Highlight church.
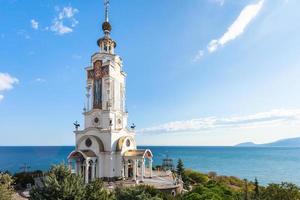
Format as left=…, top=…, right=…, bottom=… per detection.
left=67, top=0, right=153, bottom=183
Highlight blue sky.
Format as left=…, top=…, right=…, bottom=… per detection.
left=1, top=0, right=300, bottom=146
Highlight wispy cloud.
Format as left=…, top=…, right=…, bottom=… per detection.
left=193, top=0, right=264, bottom=61
left=139, top=109, right=300, bottom=134
left=211, top=0, right=225, bottom=6
left=208, top=0, right=264, bottom=53
left=50, top=6, right=79, bottom=35
left=192, top=50, right=204, bottom=62
left=35, top=78, right=46, bottom=83
left=0, top=73, right=19, bottom=91
left=30, top=19, right=39, bottom=30
left=17, top=29, right=30, bottom=39
left=0, top=72, right=19, bottom=101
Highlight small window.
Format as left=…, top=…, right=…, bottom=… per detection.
left=126, top=139, right=130, bottom=147
left=85, top=138, right=92, bottom=147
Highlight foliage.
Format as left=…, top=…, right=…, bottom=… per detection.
left=85, top=179, right=113, bottom=200
left=183, top=181, right=239, bottom=200
left=30, top=164, right=86, bottom=200
left=184, top=169, right=209, bottom=185
left=260, top=182, right=300, bottom=200
left=252, top=178, right=260, bottom=200
left=26, top=163, right=300, bottom=200
left=114, top=185, right=163, bottom=200
left=14, top=170, right=43, bottom=189
left=0, top=172, right=14, bottom=200
left=176, top=159, right=189, bottom=189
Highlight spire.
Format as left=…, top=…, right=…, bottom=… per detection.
left=97, top=0, right=116, bottom=52
left=104, top=0, right=109, bottom=22
left=102, top=0, right=112, bottom=34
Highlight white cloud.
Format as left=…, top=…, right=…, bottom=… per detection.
left=138, top=109, right=300, bottom=134
left=17, top=29, right=30, bottom=39
left=192, top=50, right=204, bottom=62
left=0, top=73, right=19, bottom=91
left=30, top=19, right=39, bottom=30
left=211, top=0, right=225, bottom=6
left=208, top=0, right=264, bottom=53
left=35, top=78, right=46, bottom=82
left=50, top=6, right=79, bottom=35
left=0, top=73, right=18, bottom=102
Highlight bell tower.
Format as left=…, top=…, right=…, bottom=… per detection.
left=84, top=0, right=128, bottom=133
left=68, top=0, right=153, bottom=181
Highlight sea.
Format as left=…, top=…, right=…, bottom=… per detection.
left=1, top=146, right=300, bottom=186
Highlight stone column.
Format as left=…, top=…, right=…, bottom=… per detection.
left=133, top=160, right=137, bottom=181
left=136, top=160, right=139, bottom=177
left=125, top=160, right=129, bottom=178
left=68, top=160, right=72, bottom=171
left=91, top=162, right=95, bottom=181
left=85, top=160, right=89, bottom=184
left=149, top=159, right=153, bottom=178
left=141, top=159, right=145, bottom=182
left=74, top=161, right=77, bottom=175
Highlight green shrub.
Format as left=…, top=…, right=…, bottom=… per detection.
left=260, top=182, right=300, bottom=200
left=184, top=169, right=209, bottom=185
left=85, top=179, right=113, bottom=200
left=30, top=164, right=86, bottom=200
left=0, top=172, right=14, bottom=200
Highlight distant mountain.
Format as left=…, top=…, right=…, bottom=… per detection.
left=235, top=137, right=300, bottom=147
left=235, top=142, right=257, bottom=147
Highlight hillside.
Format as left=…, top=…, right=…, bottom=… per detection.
left=235, top=137, right=300, bottom=147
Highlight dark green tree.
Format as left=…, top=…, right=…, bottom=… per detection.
left=85, top=179, right=113, bottom=200
left=30, top=164, right=86, bottom=200
left=176, top=159, right=184, bottom=177
left=253, top=178, right=260, bottom=200
left=176, top=159, right=189, bottom=189
left=243, top=179, right=249, bottom=200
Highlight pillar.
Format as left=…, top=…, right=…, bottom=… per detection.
left=74, top=161, right=77, bottom=175
left=85, top=160, right=89, bottom=184
left=136, top=160, right=139, bottom=176
left=141, top=159, right=145, bottom=182
left=77, top=161, right=81, bottom=176
left=91, top=162, right=95, bottom=181
left=133, top=160, right=137, bottom=181
left=125, top=160, right=128, bottom=178
left=149, top=159, right=153, bottom=178
left=68, top=160, right=72, bottom=171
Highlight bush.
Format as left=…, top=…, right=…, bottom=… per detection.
left=14, top=170, right=43, bottom=189
left=85, top=179, right=113, bottom=200
left=184, top=169, right=209, bottom=185
left=30, top=164, right=86, bottom=200
left=0, top=172, right=14, bottom=200
left=260, top=182, right=300, bottom=200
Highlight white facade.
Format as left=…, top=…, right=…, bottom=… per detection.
left=67, top=3, right=153, bottom=183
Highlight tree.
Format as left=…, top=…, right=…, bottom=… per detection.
left=253, top=178, right=260, bottom=200
left=176, top=159, right=189, bottom=189
left=85, top=179, right=113, bottom=200
left=243, top=179, right=249, bottom=200
left=30, top=164, right=86, bottom=200
left=176, top=159, right=184, bottom=177
left=0, top=172, right=14, bottom=200
left=260, top=182, right=300, bottom=200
